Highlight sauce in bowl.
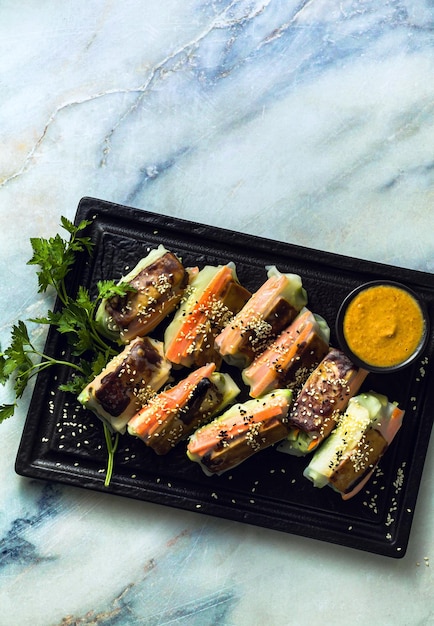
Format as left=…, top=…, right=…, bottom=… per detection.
left=336, top=281, right=429, bottom=372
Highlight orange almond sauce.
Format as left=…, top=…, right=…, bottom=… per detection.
left=343, top=284, right=425, bottom=368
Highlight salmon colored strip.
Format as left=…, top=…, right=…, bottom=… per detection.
left=247, top=316, right=312, bottom=397
left=129, top=363, right=216, bottom=437
left=215, top=275, right=286, bottom=353
left=135, top=397, right=173, bottom=438
left=377, top=405, right=405, bottom=444
left=273, top=321, right=312, bottom=368
left=188, top=401, right=285, bottom=456
left=165, top=266, right=233, bottom=362
left=341, top=471, right=376, bottom=501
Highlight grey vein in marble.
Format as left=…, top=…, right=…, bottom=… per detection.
left=1, top=0, right=433, bottom=279
left=5, top=0, right=430, bottom=194
left=100, top=0, right=434, bottom=224
left=0, top=482, right=61, bottom=570
left=54, top=528, right=239, bottom=626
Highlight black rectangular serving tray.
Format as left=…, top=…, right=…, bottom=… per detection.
left=15, top=197, right=434, bottom=558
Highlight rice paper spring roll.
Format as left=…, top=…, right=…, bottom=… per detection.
left=215, top=266, right=308, bottom=369
left=303, top=391, right=404, bottom=500
left=242, top=308, right=330, bottom=398
left=278, top=348, right=368, bottom=457
left=187, top=389, right=293, bottom=475
left=78, top=336, right=171, bottom=433
left=164, top=263, right=251, bottom=368
left=96, top=245, right=190, bottom=343
left=128, top=363, right=241, bottom=455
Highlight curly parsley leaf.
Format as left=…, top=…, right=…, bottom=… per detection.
left=31, top=281, right=133, bottom=358
left=3, top=321, right=36, bottom=398
left=97, top=280, right=137, bottom=300
left=2, top=319, right=87, bottom=403
left=1, top=216, right=125, bottom=486
left=0, top=345, right=9, bottom=385
left=0, top=403, right=16, bottom=423
left=27, top=218, right=93, bottom=305
left=58, top=350, right=109, bottom=395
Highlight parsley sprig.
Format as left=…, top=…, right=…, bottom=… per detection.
left=28, top=216, right=94, bottom=306
left=0, top=216, right=130, bottom=486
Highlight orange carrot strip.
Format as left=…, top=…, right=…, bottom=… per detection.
left=128, top=363, right=216, bottom=438
left=165, top=266, right=233, bottom=363
left=188, top=401, right=285, bottom=456
left=246, top=313, right=313, bottom=397
left=307, top=438, right=319, bottom=452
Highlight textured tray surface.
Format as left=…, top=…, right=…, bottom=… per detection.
left=15, top=197, right=434, bottom=558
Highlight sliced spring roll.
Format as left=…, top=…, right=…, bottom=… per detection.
left=187, top=389, right=293, bottom=475
left=96, top=245, right=190, bottom=343
left=242, top=308, right=330, bottom=398
left=303, top=392, right=404, bottom=500
left=215, top=266, right=308, bottom=369
left=278, top=348, right=368, bottom=456
left=128, top=363, right=241, bottom=455
left=164, top=263, right=251, bottom=368
left=78, top=336, right=171, bottom=433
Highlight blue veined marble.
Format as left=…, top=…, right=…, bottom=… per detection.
left=1, top=1, right=434, bottom=624
left=59, top=528, right=240, bottom=625
left=0, top=483, right=61, bottom=570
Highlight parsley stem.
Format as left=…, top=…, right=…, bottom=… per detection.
left=17, top=355, right=86, bottom=390
left=103, top=424, right=119, bottom=487
left=40, top=356, right=85, bottom=373
left=58, top=281, right=69, bottom=308
left=89, top=325, right=114, bottom=354
left=30, top=345, right=86, bottom=374
left=92, top=328, right=115, bottom=356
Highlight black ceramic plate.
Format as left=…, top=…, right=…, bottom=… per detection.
left=15, top=197, right=434, bottom=558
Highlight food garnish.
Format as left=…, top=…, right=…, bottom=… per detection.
left=0, top=217, right=133, bottom=484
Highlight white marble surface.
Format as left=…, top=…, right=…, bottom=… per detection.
left=1, top=2, right=434, bottom=624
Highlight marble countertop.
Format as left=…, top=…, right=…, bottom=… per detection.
left=1, top=2, right=434, bottom=624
